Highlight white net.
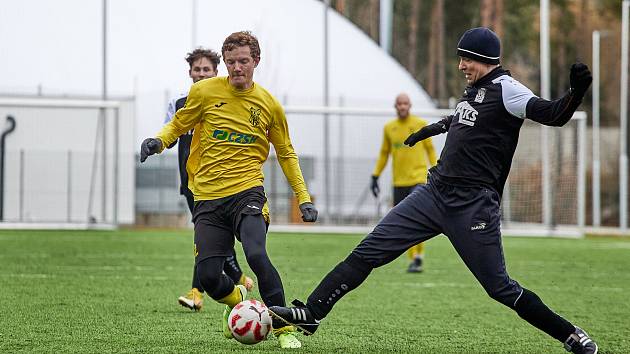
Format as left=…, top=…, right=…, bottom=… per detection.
left=271, top=106, right=587, bottom=237
left=503, top=116, right=586, bottom=232
left=0, top=97, right=135, bottom=228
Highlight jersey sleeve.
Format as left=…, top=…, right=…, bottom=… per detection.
left=494, top=75, right=537, bottom=119
left=372, top=126, right=390, bottom=177
left=525, top=90, right=584, bottom=127
left=268, top=103, right=312, bottom=204
left=155, top=84, right=204, bottom=151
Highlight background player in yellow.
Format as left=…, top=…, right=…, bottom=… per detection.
left=140, top=31, right=318, bottom=349
left=163, top=48, right=254, bottom=312
left=371, top=93, right=437, bottom=273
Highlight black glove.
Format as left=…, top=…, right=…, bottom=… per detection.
left=404, top=130, right=431, bottom=147
left=140, top=138, right=163, bottom=163
left=299, top=202, right=318, bottom=222
left=569, top=63, right=592, bottom=97
left=370, top=175, right=380, bottom=198
left=404, top=117, right=451, bottom=147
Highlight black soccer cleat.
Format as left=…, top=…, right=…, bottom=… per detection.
left=564, top=327, right=598, bottom=354
left=268, top=299, right=320, bottom=336
left=407, top=257, right=423, bottom=273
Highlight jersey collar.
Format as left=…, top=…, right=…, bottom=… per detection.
left=470, top=66, right=509, bottom=88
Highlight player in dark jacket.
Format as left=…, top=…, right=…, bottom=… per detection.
left=268, top=27, right=598, bottom=354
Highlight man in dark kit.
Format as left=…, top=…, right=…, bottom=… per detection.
left=269, top=27, right=598, bottom=354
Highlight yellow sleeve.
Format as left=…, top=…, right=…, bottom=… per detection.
left=372, top=126, right=390, bottom=177
left=268, top=104, right=312, bottom=204
left=155, top=84, right=204, bottom=151
left=423, top=136, right=437, bottom=166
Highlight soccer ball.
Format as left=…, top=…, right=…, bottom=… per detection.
left=228, top=299, right=272, bottom=345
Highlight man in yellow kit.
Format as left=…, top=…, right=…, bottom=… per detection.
left=164, top=48, right=254, bottom=312
left=140, top=31, right=318, bottom=349
left=371, top=93, right=436, bottom=273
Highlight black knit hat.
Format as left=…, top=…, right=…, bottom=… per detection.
left=456, top=27, right=500, bottom=65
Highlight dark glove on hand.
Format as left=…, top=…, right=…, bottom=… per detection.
left=299, top=202, right=318, bottom=222
left=140, top=138, right=162, bottom=163
left=404, top=130, right=429, bottom=147
left=404, top=119, right=449, bottom=147
left=569, top=63, right=592, bottom=97
left=370, top=175, right=380, bottom=198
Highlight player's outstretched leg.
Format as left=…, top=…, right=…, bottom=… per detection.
left=457, top=245, right=598, bottom=352
left=269, top=252, right=373, bottom=335
left=511, top=289, right=598, bottom=354
left=455, top=242, right=598, bottom=352
left=239, top=214, right=300, bottom=348
left=458, top=250, right=599, bottom=352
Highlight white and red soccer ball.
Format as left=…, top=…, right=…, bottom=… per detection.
left=228, top=299, right=272, bottom=345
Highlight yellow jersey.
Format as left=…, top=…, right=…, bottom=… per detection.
left=156, top=76, right=311, bottom=204
left=372, top=115, right=437, bottom=187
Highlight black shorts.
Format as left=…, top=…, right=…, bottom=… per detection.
left=192, top=186, right=267, bottom=262
left=393, top=184, right=420, bottom=206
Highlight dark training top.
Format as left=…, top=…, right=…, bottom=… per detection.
left=165, top=95, right=193, bottom=195
left=427, top=66, right=584, bottom=196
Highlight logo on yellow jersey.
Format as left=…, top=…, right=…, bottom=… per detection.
left=212, top=129, right=258, bottom=144
left=249, top=107, right=261, bottom=127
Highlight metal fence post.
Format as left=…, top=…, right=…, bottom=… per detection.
left=67, top=150, right=72, bottom=223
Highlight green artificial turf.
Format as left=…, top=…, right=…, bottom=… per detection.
left=0, top=229, right=628, bottom=353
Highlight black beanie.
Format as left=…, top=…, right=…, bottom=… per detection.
left=456, top=27, right=500, bottom=65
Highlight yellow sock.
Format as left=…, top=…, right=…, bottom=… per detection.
left=217, top=286, right=243, bottom=308
left=416, top=242, right=425, bottom=258
left=238, top=274, right=246, bottom=286
left=407, top=246, right=415, bottom=260
left=407, top=243, right=425, bottom=260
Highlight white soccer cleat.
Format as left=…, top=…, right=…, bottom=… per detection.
left=178, top=288, right=203, bottom=311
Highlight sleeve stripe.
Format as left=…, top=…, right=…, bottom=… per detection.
left=493, top=75, right=537, bottom=119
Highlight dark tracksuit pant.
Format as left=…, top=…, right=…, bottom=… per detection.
left=307, top=176, right=575, bottom=342
left=355, top=177, right=522, bottom=307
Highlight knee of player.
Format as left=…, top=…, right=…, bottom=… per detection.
left=345, top=252, right=376, bottom=273
left=196, top=259, right=223, bottom=286
left=484, top=284, right=521, bottom=308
